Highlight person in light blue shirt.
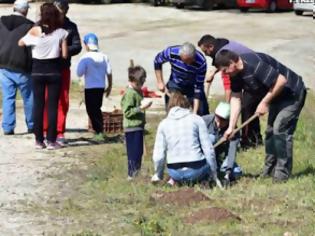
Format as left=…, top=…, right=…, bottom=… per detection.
left=77, top=33, right=112, bottom=142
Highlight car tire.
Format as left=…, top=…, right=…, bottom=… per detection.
left=267, top=0, right=277, bottom=13
left=153, top=0, right=164, bottom=6
left=240, top=7, right=249, bottom=12
left=100, top=0, right=111, bottom=4
left=294, top=10, right=303, bottom=15
left=202, top=0, right=214, bottom=10
left=175, top=2, right=184, bottom=8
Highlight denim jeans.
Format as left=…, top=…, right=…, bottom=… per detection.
left=0, top=69, right=33, bottom=132
left=209, top=133, right=242, bottom=178
left=168, top=163, right=211, bottom=184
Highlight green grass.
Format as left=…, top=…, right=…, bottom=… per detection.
left=23, top=91, right=315, bottom=235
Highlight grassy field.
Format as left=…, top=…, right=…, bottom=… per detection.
left=22, top=90, right=315, bottom=235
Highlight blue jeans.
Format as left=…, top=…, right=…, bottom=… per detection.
left=168, top=163, right=211, bottom=184
left=209, top=134, right=242, bottom=178
left=0, top=69, right=33, bottom=132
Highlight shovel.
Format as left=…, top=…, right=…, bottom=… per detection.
left=213, top=113, right=260, bottom=148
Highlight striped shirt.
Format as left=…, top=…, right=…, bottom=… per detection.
left=154, top=45, right=207, bottom=99
left=231, top=52, right=305, bottom=98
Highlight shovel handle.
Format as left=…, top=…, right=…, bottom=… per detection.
left=213, top=113, right=260, bottom=148
left=130, top=59, right=134, bottom=68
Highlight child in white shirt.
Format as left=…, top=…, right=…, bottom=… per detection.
left=77, top=33, right=112, bottom=142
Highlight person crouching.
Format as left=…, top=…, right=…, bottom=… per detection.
left=151, top=92, right=222, bottom=188
left=202, top=102, right=242, bottom=186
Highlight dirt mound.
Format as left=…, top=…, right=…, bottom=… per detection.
left=184, top=207, right=241, bottom=224
left=150, top=188, right=210, bottom=205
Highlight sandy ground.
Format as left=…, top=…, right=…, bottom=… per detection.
left=0, top=3, right=314, bottom=234
left=0, top=102, right=90, bottom=234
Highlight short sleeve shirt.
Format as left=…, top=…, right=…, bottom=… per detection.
left=231, top=53, right=304, bottom=97
left=22, top=28, right=68, bottom=59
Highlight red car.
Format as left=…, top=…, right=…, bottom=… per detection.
left=237, top=0, right=293, bottom=12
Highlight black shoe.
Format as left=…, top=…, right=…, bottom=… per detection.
left=272, top=177, right=288, bottom=184
left=257, top=136, right=264, bottom=146
left=4, top=130, right=14, bottom=135
left=222, top=170, right=236, bottom=188
left=240, top=139, right=254, bottom=150
left=261, top=168, right=274, bottom=178
left=27, top=128, right=34, bottom=134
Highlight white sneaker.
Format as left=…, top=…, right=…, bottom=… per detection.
left=47, top=142, right=62, bottom=150
left=56, top=137, right=66, bottom=147
left=35, top=141, right=46, bottom=150
left=167, top=178, right=176, bottom=186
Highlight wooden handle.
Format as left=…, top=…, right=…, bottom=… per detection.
left=130, top=59, right=134, bottom=68
left=213, top=113, right=260, bottom=148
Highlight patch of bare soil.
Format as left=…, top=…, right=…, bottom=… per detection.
left=184, top=207, right=242, bottom=224
left=150, top=188, right=210, bottom=205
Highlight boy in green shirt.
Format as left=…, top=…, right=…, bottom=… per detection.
left=121, top=66, right=152, bottom=180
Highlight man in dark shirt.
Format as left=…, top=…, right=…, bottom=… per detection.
left=215, top=50, right=307, bottom=182
left=198, top=34, right=263, bottom=149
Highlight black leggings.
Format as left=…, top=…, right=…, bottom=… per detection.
left=32, top=75, right=61, bottom=143
left=85, top=88, right=104, bottom=134
left=31, top=58, right=62, bottom=143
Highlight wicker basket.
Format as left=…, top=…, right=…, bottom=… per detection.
left=88, top=109, right=123, bottom=134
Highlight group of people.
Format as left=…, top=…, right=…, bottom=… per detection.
left=0, top=0, right=307, bottom=184
left=0, top=0, right=82, bottom=149
left=149, top=38, right=306, bottom=185
left=0, top=0, right=113, bottom=149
